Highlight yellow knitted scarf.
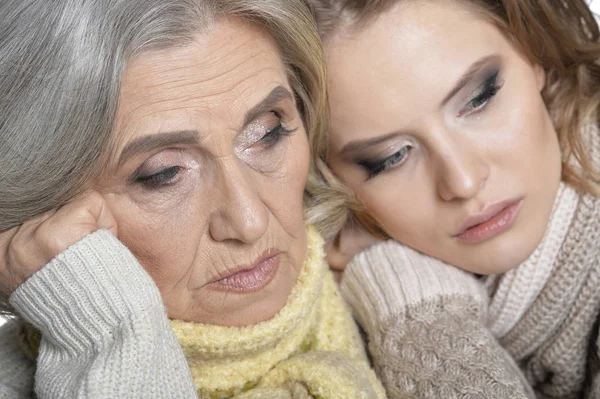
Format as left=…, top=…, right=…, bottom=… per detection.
left=19, top=226, right=385, bottom=398
left=170, top=226, right=385, bottom=398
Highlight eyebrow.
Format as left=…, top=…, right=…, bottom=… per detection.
left=118, top=130, right=199, bottom=166
left=441, top=54, right=499, bottom=106
left=117, top=85, right=295, bottom=166
left=243, top=85, right=295, bottom=126
left=339, top=55, right=500, bottom=156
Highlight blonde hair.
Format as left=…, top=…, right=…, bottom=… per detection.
left=305, top=0, right=600, bottom=239
left=0, top=0, right=326, bottom=315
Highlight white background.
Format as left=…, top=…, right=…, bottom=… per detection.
left=1, top=1, right=600, bottom=330
left=591, top=0, right=600, bottom=15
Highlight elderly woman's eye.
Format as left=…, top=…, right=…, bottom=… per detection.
left=259, top=113, right=298, bottom=146
left=135, top=166, right=181, bottom=189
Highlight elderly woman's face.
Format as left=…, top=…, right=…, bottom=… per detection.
left=324, top=1, right=562, bottom=275
left=96, top=19, right=309, bottom=326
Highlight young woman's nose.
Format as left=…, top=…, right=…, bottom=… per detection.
left=434, top=138, right=490, bottom=202
left=208, top=161, right=268, bottom=244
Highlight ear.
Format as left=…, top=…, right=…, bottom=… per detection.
left=533, top=63, right=546, bottom=92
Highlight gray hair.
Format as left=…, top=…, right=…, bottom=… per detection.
left=0, top=0, right=326, bottom=314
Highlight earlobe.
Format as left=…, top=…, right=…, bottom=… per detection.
left=534, top=63, right=546, bottom=92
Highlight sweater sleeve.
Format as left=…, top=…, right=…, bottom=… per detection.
left=8, top=230, right=198, bottom=399
left=341, top=240, right=535, bottom=399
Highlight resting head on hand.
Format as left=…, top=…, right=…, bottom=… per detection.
left=0, top=0, right=325, bottom=327
left=305, top=0, right=600, bottom=277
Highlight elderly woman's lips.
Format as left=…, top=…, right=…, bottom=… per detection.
left=207, top=250, right=280, bottom=292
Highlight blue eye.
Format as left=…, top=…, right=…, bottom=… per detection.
left=462, top=70, right=503, bottom=115
left=135, top=166, right=181, bottom=189
left=358, top=145, right=412, bottom=179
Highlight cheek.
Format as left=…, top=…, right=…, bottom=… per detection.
left=358, top=181, right=431, bottom=236
left=103, top=191, right=207, bottom=288
left=265, top=132, right=309, bottom=231
left=490, top=92, right=557, bottom=177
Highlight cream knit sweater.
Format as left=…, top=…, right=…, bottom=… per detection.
left=342, top=140, right=600, bottom=397
left=0, top=227, right=385, bottom=398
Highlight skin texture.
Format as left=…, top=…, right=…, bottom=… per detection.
left=0, top=17, right=310, bottom=327
left=96, top=18, right=310, bottom=326
left=324, top=0, right=562, bottom=275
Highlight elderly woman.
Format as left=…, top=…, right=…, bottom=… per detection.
left=0, top=0, right=388, bottom=397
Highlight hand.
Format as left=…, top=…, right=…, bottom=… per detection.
left=326, top=222, right=382, bottom=277
left=0, top=190, right=117, bottom=295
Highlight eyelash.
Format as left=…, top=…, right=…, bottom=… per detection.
left=259, top=114, right=298, bottom=146
left=462, top=70, right=503, bottom=115
left=133, top=114, right=297, bottom=190
left=135, top=166, right=181, bottom=189
left=358, top=145, right=412, bottom=179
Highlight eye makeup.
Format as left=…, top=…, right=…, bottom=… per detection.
left=257, top=112, right=298, bottom=147
left=135, top=166, right=182, bottom=189
left=130, top=150, right=200, bottom=191
left=241, top=110, right=298, bottom=147
left=356, top=143, right=413, bottom=179
left=459, top=68, right=504, bottom=117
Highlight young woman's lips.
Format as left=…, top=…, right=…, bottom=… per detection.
left=456, top=199, right=523, bottom=244
left=207, top=249, right=280, bottom=293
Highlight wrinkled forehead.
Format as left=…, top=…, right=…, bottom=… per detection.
left=110, top=18, right=290, bottom=152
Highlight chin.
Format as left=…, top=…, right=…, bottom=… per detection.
left=465, top=228, right=545, bottom=275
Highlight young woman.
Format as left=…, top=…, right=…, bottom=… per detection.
left=306, top=0, right=600, bottom=397
left=0, top=0, right=388, bottom=397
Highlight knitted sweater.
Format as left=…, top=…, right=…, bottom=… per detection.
left=342, top=243, right=536, bottom=399
left=0, top=227, right=385, bottom=398
left=342, top=182, right=600, bottom=398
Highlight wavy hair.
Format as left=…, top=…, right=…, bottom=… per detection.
left=305, top=0, right=600, bottom=239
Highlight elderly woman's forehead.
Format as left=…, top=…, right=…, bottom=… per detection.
left=110, top=17, right=291, bottom=153
left=121, top=19, right=285, bottom=95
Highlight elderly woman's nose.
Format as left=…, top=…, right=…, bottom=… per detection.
left=435, top=139, right=490, bottom=202
left=208, top=163, right=268, bottom=243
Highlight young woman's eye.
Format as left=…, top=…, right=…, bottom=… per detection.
left=461, top=70, right=503, bottom=116
left=358, top=145, right=412, bottom=179
left=134, top=166, right=181, bottom=189
left=259, top=113, right=298, bottom=146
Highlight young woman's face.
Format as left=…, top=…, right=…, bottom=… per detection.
left=96, top=18, right=309, bottom=326
left=324, top=1, right=562, bottom=274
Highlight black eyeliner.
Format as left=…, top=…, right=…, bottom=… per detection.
left=357, top=146, right=411, bottom=179
left=469, top=69, right=502, bottom=109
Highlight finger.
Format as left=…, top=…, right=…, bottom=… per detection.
left=337, top=224, right=381, bottom=255
left=96, top=199, right=118, bottom=237
left=37, top=190, right=116, bottom=259
left=1, top=219, right=50, bottom=294
left=325, top=238, right=353, bottom=272
left=11, top=216, right=55, bottom=269
left=0, top=227, right=19, bottom=294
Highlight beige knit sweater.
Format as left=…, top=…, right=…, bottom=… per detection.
left=342, top=130, right=600, bottom=397
left=342, top=243, right=536, bottom=398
